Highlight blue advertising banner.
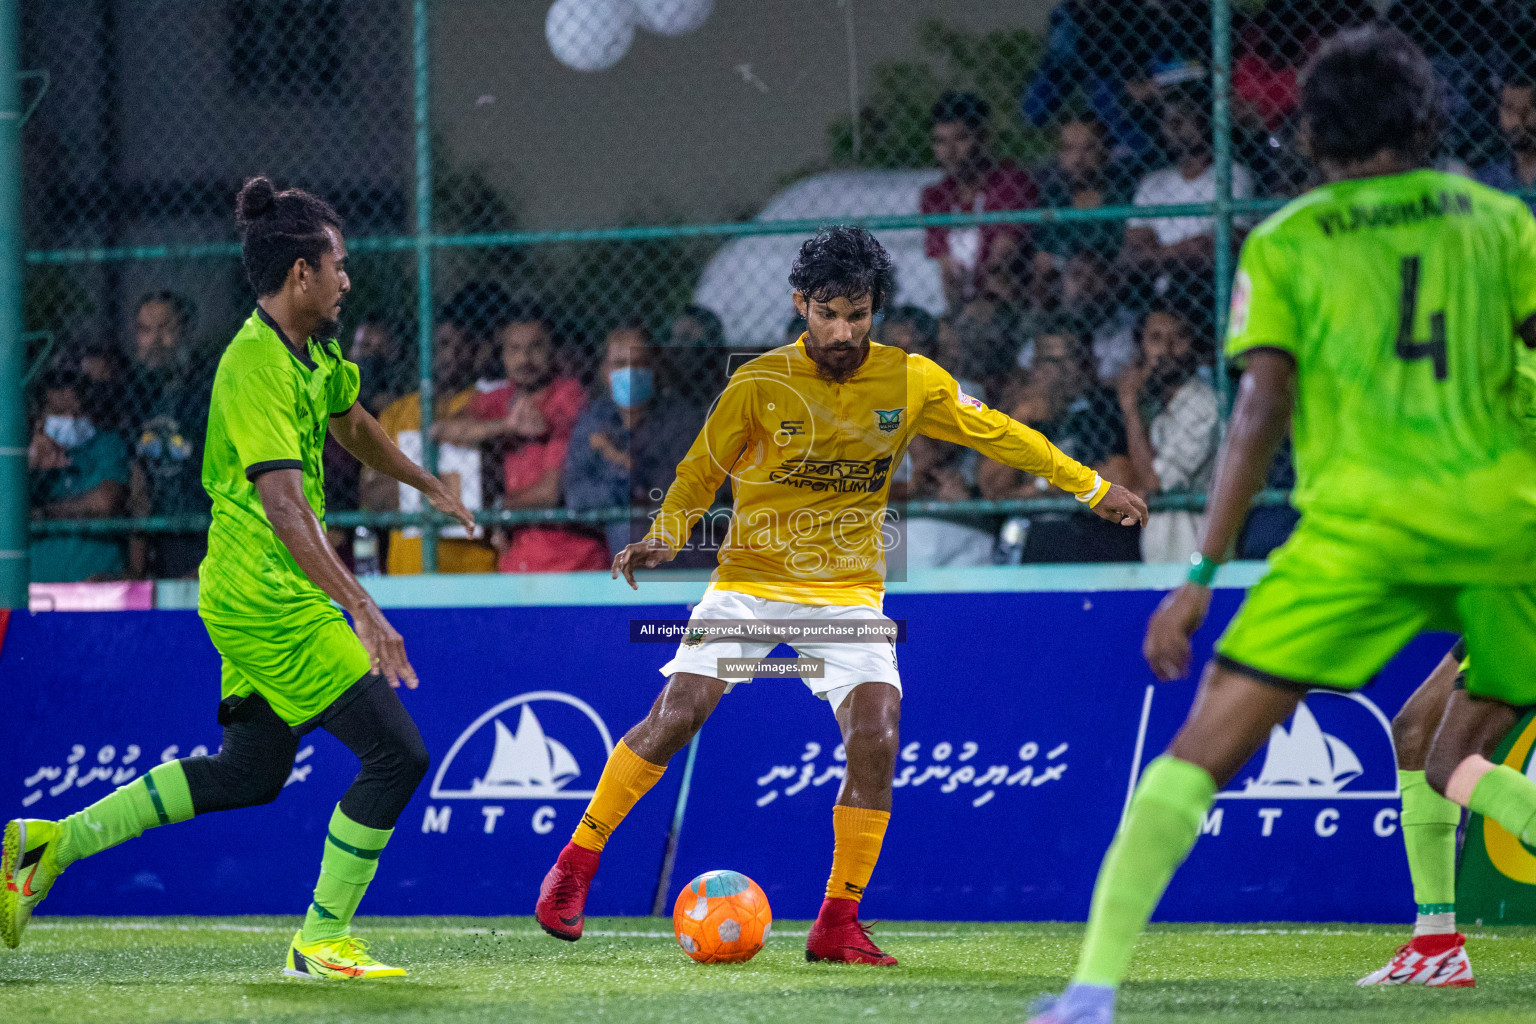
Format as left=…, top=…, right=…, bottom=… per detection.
left=1, top=589, right=1453, bottom=923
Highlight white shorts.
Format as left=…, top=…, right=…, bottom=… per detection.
left=659, top=589, right=902, bottom=712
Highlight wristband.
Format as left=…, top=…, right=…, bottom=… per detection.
left=1187, top=553, right=1220, bottom=587
left=1073, top=473, right=1108, bottom=507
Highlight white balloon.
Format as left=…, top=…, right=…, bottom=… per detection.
left=546, top=0, right=636, bottom=72
left=630, top=0, right=712, bottom=37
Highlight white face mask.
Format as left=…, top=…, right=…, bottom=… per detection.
left=44, top=415, right=96, bottom=450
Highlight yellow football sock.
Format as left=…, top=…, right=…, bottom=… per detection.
left=825, top=804, right=890, bottom=901
left=570, top=740, right=666, bottom=853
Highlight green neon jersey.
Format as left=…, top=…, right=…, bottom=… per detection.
left=1227, top=169, right=1536, bottom=583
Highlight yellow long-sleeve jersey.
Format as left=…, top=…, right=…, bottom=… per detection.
left=646, top=338, right=1111, bottom=607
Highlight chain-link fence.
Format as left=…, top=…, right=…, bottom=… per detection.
left=16, top=0, right=1536, bottom=581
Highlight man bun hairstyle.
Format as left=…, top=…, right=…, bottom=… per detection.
left=235, top=175, right=343, bottom=298
left=789, top=226, right=896, bottom=313
left=236, top=175, right=276, bottom=221
left=1300, top=25, right=1440, bottom=166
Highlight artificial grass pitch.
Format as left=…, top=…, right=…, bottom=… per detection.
left=2, top=918, right=1534, bottom=1024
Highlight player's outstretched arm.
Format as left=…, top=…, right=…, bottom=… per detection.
left=626, top=370, right=754, bottom=588
left=910, top=354, right=1147, bottom=525
left=328, top=401, right=475, bottom=531
left=253, top=467, right=419, bottom=689
left=1144, top=349, right=1294, bottom=681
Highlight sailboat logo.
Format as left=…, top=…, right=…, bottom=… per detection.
left=1242, top=702, right=1363, bottom=796
left=431, top=691, right=614, bottom=801
left=470, top=706, right=582, bottom=797
left=1217, top=692, right=1398, bottom=801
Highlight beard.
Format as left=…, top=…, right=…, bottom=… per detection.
left=314, top=316, right=341, bottom=342
left=1146, top=354, right=1198, bottom=405
left=807, top=337, right=869, bottom=383
left=811, top=348, right=865, bottom=383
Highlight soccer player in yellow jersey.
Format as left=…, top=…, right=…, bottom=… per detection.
left=534, top=226, right=1147, bottom=963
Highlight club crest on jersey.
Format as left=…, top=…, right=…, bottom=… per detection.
left=874, top=409, right=904, bottom=433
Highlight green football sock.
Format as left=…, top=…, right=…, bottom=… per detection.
left=300, top=806, right=393, bottom=944
left=1397, top=769, right=1459, bottom=926
left=1468, top=765, right=1536, bottom=846
left=1074, top=756, right=1216, bottom=988
left=54, top=761, right=196, bottom=869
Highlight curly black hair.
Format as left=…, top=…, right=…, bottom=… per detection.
left=1301, top=25, right=1440, bottom=166
left=235, top=175, right=343, bottom=297
left=788, top=226, right=896, bottom=312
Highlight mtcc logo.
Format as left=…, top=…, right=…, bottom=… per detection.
left=1220, top=692, right=1397, bottom=801
left=1132, top=688, right=1402, bottom=842
left=431, top=692, right=614, bottom=802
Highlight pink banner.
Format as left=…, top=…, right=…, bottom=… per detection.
left=28, top=582, right=155, bottom=612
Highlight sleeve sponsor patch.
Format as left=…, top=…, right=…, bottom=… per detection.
left=1228, top=269, right=1252, bottom=339
left=957, top=384, right=985, bottom=410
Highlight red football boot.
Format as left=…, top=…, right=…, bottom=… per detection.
left=805, top=897, right=898, bottom=965
left=1357, top=932, right=1475, bottom=987
left=534, top=842, right=601, bottom=941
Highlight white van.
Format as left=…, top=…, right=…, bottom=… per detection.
left=692, top=169, right=948, bottom=347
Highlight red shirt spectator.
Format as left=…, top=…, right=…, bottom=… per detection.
left=923, top=93, right=1039, bottom=309
left=437, top=308, right=609, bottom=574
left=1232, top=54, right=1297, bottom=133
left=466, top=377, right=607, bottom=573
left=921, top=161, right=1038, bottom=273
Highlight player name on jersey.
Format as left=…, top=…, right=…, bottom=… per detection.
left=1316, top=188, right=1473, bottom=237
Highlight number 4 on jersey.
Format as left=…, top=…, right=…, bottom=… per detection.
left=1397, top=255, right=1448, bottom=380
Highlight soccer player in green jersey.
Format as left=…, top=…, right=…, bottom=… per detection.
left=1033, top=28, right=1536, bottom=1024
left=1354, top=255, right=1536, bottom=990
left=1, top=177, right=474, bottom=980
left=1355, top=639, right=1474, bottom=986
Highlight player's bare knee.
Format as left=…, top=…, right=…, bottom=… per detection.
left=654, top=699, right=705, bottom=743
left=1423, top=750, right=1456, bottom=797
left=631, top=696, right=706, bottom=761
left=845, top=713, right=899, bottom=765
left=658, top=675, right=718, bottom=737
left=1390, top=706, right=1434, bottom=768
left=685, top=699, right=714, bottom=737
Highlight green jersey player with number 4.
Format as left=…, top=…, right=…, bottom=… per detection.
left=1033, top=26, right=1536, bottom=1024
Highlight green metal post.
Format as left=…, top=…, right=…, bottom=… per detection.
left=0, top=0, right=27, bottom=608
left=1210, top=0, right=1235, bottom=418
left=413, top=0, right=438, bottom=571
left=651, top=733, right=700, bottom=916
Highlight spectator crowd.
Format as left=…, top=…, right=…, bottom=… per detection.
left=25, top=0, right=1536, bottom=579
